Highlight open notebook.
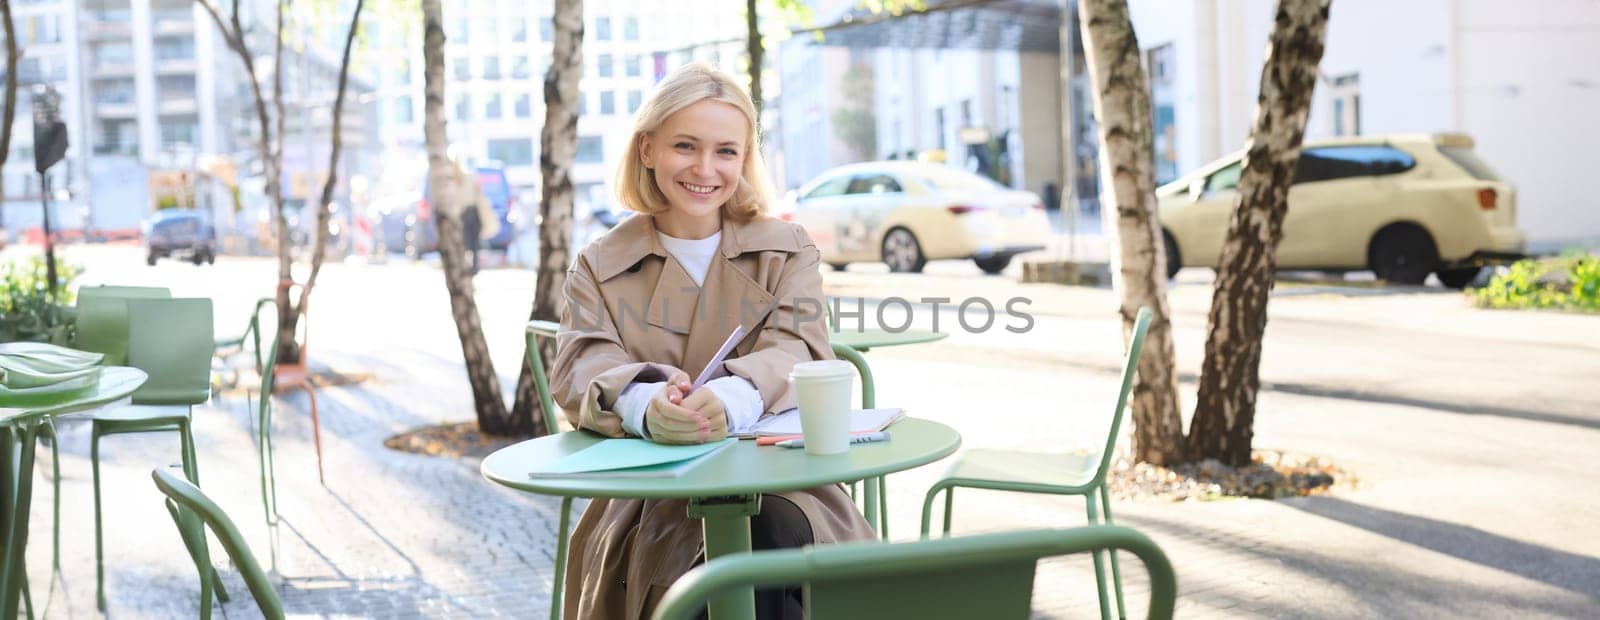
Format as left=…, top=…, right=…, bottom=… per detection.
left=737, top=407, right=905, bottom=438
left=529, top=437, right=735, bottom=479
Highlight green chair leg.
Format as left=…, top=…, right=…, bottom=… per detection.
left=918, top=483, right=943, bottom=539
left=43, top=421, right=60, bottom=573
left=92, top=429, right=106, bottom=612
left=1086, top=492, right=1112, bottom=620
left=943, top=487, right=955, bottom=537
left=551, top=496, right=573, bottom=620
left=878, top=476, right=890, bottom=539
left=1100, top=484, right=1127, bottom=620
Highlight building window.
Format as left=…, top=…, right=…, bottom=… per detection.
left=486, top=93, right=502, bottom=119
left=624, top=16, right=638, bottom=40
left=483, top=56, right=500, bottom=79
left=627, top=90, right=641, bottom=114
left=595, top=17, right=611, bottom=41
left=453, top=58, right=470, bottom=80
left=488, top=138, right=534, bottom=166
left=599, top=91, right=615, bottom=115
left=576, top=136, right=603, bottom=163
left=578, top=92, right=586, bottom=115
left=625, top=55, right=640, bottom=78
left=23, top=14, right=61, bottom=45
left=394, top=96, right=413, bottom=123
left=450, top=18, right=467, bottom=40
left=1145, top=43, right=1178, bottom=184
left=597, top=53, right=613, bottom=78
left=515, top=93, right=531, bottom=118
left=456, top=95, right=472, bottom=121
left=512, top=55, right=530, bottom=79
left=540, top=17, right=553, bottom=41
left=154, top=37, right=194, bottom=61
left=160, top=120, right=196, bottom=147
left=511, top=19, right=527, bottom=43
left=1329, top=72, right=1361, bottom=137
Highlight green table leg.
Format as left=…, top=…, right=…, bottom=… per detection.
left=1, top=421, right=42, bottom=617
left=688, top=495, right=760, bottom=620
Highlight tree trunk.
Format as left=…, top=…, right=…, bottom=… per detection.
left=198, top=0, right=287, bottom=354
left=508, top=0, right=584, bottom=437
left=1077, top=0, right=1185, bottom=465
left=271, top=0, right=300, bottom=365
left=422, top=0, right=510, bottom=430
left=300, top=0, right=367, bottom=315
left=746, top=0, right=762, bottom=114
left=1188, top=0, right=1331, bottom=466
left=0, top=1, right=17, bottom=232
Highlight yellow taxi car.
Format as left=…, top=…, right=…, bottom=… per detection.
left=1156, top=133, right=1525, bottom=288
left=784, top=162, right=1051, bottom=274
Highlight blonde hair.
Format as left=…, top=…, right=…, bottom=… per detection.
left=614, top=62, right=773, bottom=223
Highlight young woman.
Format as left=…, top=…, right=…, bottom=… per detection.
left=548, top=63, right=874, bottom=618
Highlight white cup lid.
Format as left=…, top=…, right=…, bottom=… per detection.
left=789, top=359, right=855, bottom=379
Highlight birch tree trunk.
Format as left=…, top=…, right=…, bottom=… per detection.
left=198, top=0, right=287, bottom=351
left=1188, top=0, right=1331, bottom=466
left=0, top=1, right=18, bottom=232
left=1077, top=0, right=1185, bottom=465
left=422, top=0, right=510, bottom=429
left=746, top=0, right=763, bottom=114
left=300, top=0, right=367, bottom=314
left=271, top=0, right=299, bottom=364
left=508, top=0, right=583, bottom=436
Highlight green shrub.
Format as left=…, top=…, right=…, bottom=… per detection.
left=0, top=257, right=81, bottom=344
left=1473, top=253, right=1600, bottom=312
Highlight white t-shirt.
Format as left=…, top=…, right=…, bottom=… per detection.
left=614, top=230, right=765, bottom=438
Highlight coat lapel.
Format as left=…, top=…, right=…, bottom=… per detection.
left=679, top=248, right=777, bottom=381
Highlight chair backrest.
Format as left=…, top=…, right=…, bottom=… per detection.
left=151, top=468, right=284, bottom=620
left=73, top=286, right=172, bottom=365
left=1088, top=306, right=1153, bottom=487
left=526, top=320, right=561, bottom=433
left=652, top=525, right=1177, bottom=620
left=126, top=298, right=214, bottom=405
left=77, top=285, right=172, bottom=300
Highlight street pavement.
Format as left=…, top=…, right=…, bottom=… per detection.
left=7, top=243, right=1599, bottom=618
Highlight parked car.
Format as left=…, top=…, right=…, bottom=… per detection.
left=143, top=209, right=216, bottom=265
left=786, top=162, right=1050, bottom=274
left=1157, top=133, right=1526, bottom=288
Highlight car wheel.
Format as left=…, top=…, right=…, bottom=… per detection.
left=881, top=228, right=926, bottom=273
left=973, top=255, right=1012, bottom=275
left=191, top=252, right=205, bottom=265
left=827, top=263, right=848, bottom=272
left=146, top=253, right=158, bottom=266
left=1369, top=225, right=1438, bottom=286
left=1162, top=230, right=1182, bottom=280
left=1436, top=266, right=1484, bottom=290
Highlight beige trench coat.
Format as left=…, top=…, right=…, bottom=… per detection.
left=550, top=213, right=874, bottom=619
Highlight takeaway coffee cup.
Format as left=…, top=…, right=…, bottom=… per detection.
left=789, top=360, right=855, bottom=455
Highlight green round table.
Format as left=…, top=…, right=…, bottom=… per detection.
left=0, top=365, right=147, bottom=616
left=481, top=417, right=961, bottom=620
left=829, top=327, right=948, bottom=353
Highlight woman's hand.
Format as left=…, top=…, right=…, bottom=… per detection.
left=681, top=388, right=728, bottom=441
left=647, top=385, right=714, bottom=444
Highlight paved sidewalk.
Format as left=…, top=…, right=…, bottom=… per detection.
left=16, top=248, right=1598, bottom=618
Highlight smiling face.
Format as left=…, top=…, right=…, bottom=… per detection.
left=639, top=99, right=750, bottom=238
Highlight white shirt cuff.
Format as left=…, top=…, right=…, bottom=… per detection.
left=704, top=376, right=765, bottom=435
left=615, top=381, right=664, bottom=438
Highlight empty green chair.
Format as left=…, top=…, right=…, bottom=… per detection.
left=652, top=525, right=1177, bottom=620
left=73, top=286, right=171, bottom=366
left=920, top=306, right=1152, bottom=620
left=527, top=319, right=574, bottom=620
left=152, top=468, right=284, bottom=620
left=91, top=297, right=216, bottom=611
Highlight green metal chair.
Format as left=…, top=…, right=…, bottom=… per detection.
left=920, top=306, right=1153, bottom=620
left=829, top=343, right=890, bottom=540
left=89, top=297, right=217, bottom=611
left=652, top=525, right=1177, bottom=620
left=151, top=468, right=285, bottom=620
left=526, top=319, right=573, bottom=620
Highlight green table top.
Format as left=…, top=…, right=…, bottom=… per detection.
left=829, top=328, right=948, bottom=351
left=0, top=366, right=148, bottom=426
left=481, top=417, right=960, bottom=500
